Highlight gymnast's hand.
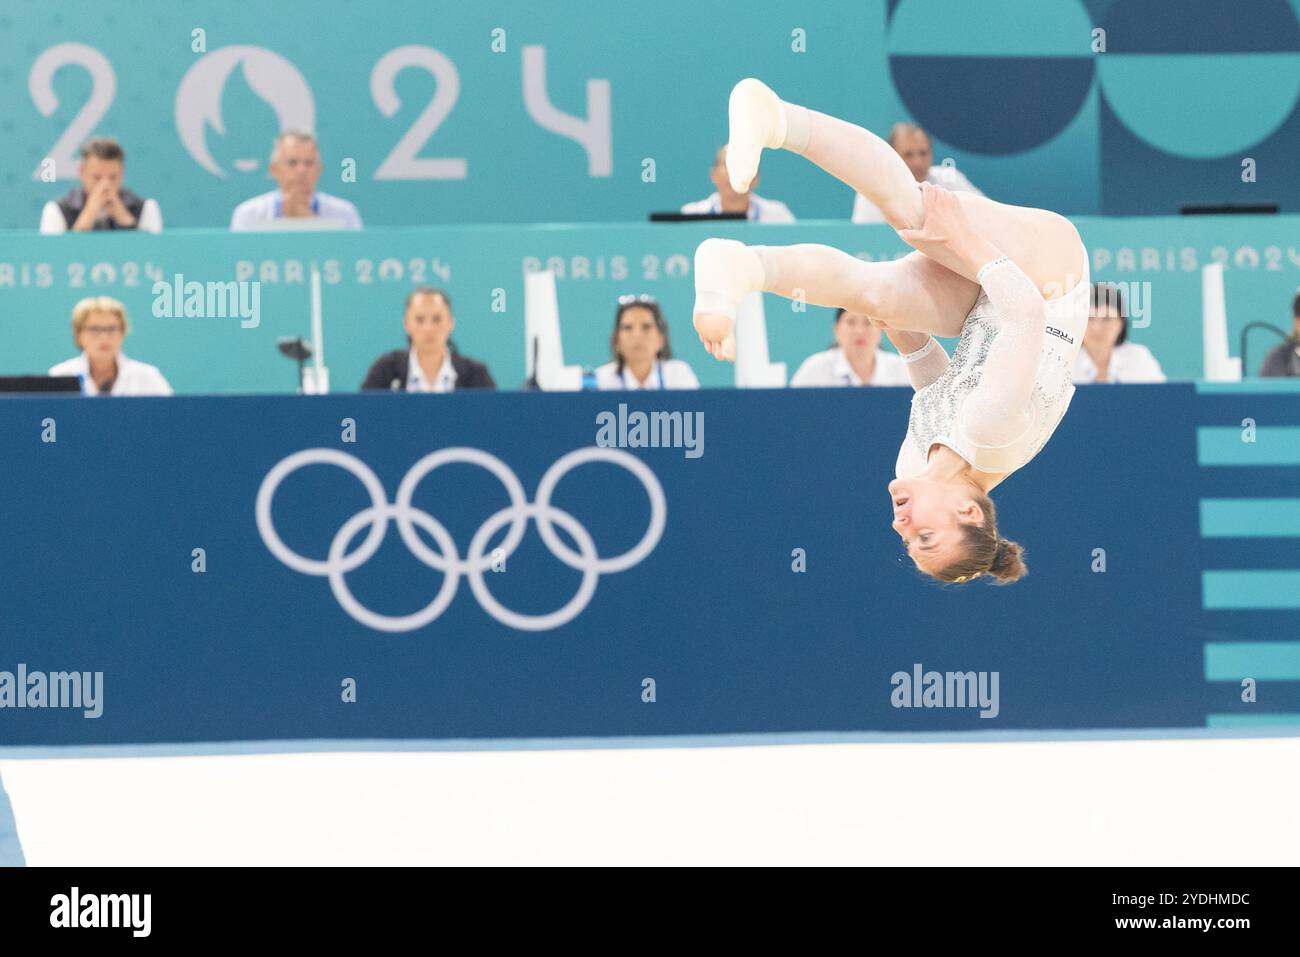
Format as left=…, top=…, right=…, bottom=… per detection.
left=897, top=183, right=971, bottom=252
left=898, top=183, right=1001, bottom=282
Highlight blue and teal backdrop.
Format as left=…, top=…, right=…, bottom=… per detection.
left=0, top=0, right=1297, bottom=228
left=0, top=383, right=1297, bottom=750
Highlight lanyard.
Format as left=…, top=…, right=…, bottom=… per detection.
left=624, top=362, right=666, bottom=390
left=712, top=196, right=757, bottom=221
left=274, top=194, right=321, bottom=217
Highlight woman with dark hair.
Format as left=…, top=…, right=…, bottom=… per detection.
left=594, top=295, right=700, bottom=390
left=361, top=287, right=495, bottom=392
left=1073, top=283, right=1165, bottom=383
left=690, top=78, right=1097, bottom=586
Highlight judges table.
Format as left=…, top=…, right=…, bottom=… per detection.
left=0, top=382, right=1298, bottom=754
left=2, top=215, right=1300, bottom=393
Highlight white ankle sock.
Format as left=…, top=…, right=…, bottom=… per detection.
left=753, top=246, right=782, bottom=293
left=780, top=102, right=810, bottom=154
left=694, top=239, right=767, bottom=321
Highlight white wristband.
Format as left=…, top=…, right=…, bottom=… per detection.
left=976, top=256, right=1011, bottom=284
left=901, top=338, right=937, bottom=364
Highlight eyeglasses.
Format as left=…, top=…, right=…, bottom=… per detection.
left=617, top=294, right=657, bottom=305
left=82, top=324, right=124, bottom=336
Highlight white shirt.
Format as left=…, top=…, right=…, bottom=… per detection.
left=594, top=359, right=700, bottom=390
left=229, top=190, right=363, bottom=231
left=40, top=198, right=163, bottom=234
left=680, top=192, right=795, bottom=223
left=1073, top=342, right=1166, bottom=384
left=406, top=349, right=458, bottom=393
left=49, top=352, right=173, bottom=396
left=790, top=347, right=911, bottom=387
left=852, top=166, right=983, bottom=223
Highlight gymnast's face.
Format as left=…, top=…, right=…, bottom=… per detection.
left=835, top=312, right=883, bottom=357
left=888, top=476, right=985, bottom=571
left=404, top=292, right=455, bottom=353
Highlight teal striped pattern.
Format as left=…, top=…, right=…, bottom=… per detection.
left=1203, top=571, right=1300, bottom=609
left=1205, top=642, right=1300, bottom=680
left=1196, top=381, right=1300, bottom=395
left=1207, top=714, right=1300, bottom=728
left=1197, top=426, right=1300, bottom=465
left=1200, top=498, right=1300, bottom=537
left=1196, top=383, right=1300, bottom=728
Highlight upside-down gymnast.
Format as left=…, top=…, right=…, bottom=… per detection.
left=693, top=79, right=1090, bottom=585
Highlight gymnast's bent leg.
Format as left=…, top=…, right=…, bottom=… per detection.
left=725, top=78, right=1085, bottom=294
left=692, top=242, right=978, bottom=359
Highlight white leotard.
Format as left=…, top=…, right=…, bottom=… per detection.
left=895, top=254, right=1090, bottom=479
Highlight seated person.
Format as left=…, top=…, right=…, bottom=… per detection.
left=40, top=137, right=163, bottom=233
left=852, top=123, right=982, bottom=223
left=361, top=288, right=495, bottom=391
left=595, top=296, right=700, bottom=389
left=1073, top=283, right=1166, bottom=383
left=791, top=308, right=911, bottom=386
left=230, top=131, right=362, bottom=231
left=49, top=296, right=173, bottom=395
left=681, top=145, right=795, bottom=223
left=1259, top=292, right=1300, bottom=377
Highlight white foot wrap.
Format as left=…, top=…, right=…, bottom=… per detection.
left=726, top=78, right=787, bottom=194
left=692, top=238, right=765, bottom=322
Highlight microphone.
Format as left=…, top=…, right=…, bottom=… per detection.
left=276, top=337, right=312, bottom=393
left=276, top=337, right=312, bottom=361
left=523, top=335, right=541, bottom=391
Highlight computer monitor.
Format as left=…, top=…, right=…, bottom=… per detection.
left=649, top=211, right=748, bottom=222
left=1180, top=203, right=1279, bottom=215
left=0, top=376, right=82, bottom=393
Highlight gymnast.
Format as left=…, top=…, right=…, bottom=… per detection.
left=693, top=79, right=1091, bottom=585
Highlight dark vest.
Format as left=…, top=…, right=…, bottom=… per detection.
left=1260, top=339, right=1300, bottom=378
left=55, top=187, right=147, bottom=231
left=361, top=349, right=496, bottom=391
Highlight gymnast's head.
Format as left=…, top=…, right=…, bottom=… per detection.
left=888, top=475, right=1027, bottom=585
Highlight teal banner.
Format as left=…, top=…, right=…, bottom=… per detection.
left=2, top=0, right=1297, bottom=227
left=1, top=216, right=1298, bottom=392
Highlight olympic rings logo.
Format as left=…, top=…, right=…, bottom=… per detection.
left=255, top=447, right=666, bottom=632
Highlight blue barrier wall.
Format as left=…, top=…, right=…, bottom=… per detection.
left=2, top=217, right=1299, bottom=391
left=0, top=382, right=1297, bottom=750
left=1, top=0, right=1297, bottom=227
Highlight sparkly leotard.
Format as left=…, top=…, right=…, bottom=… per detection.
left=895, top=256, right=1090, bottom=478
